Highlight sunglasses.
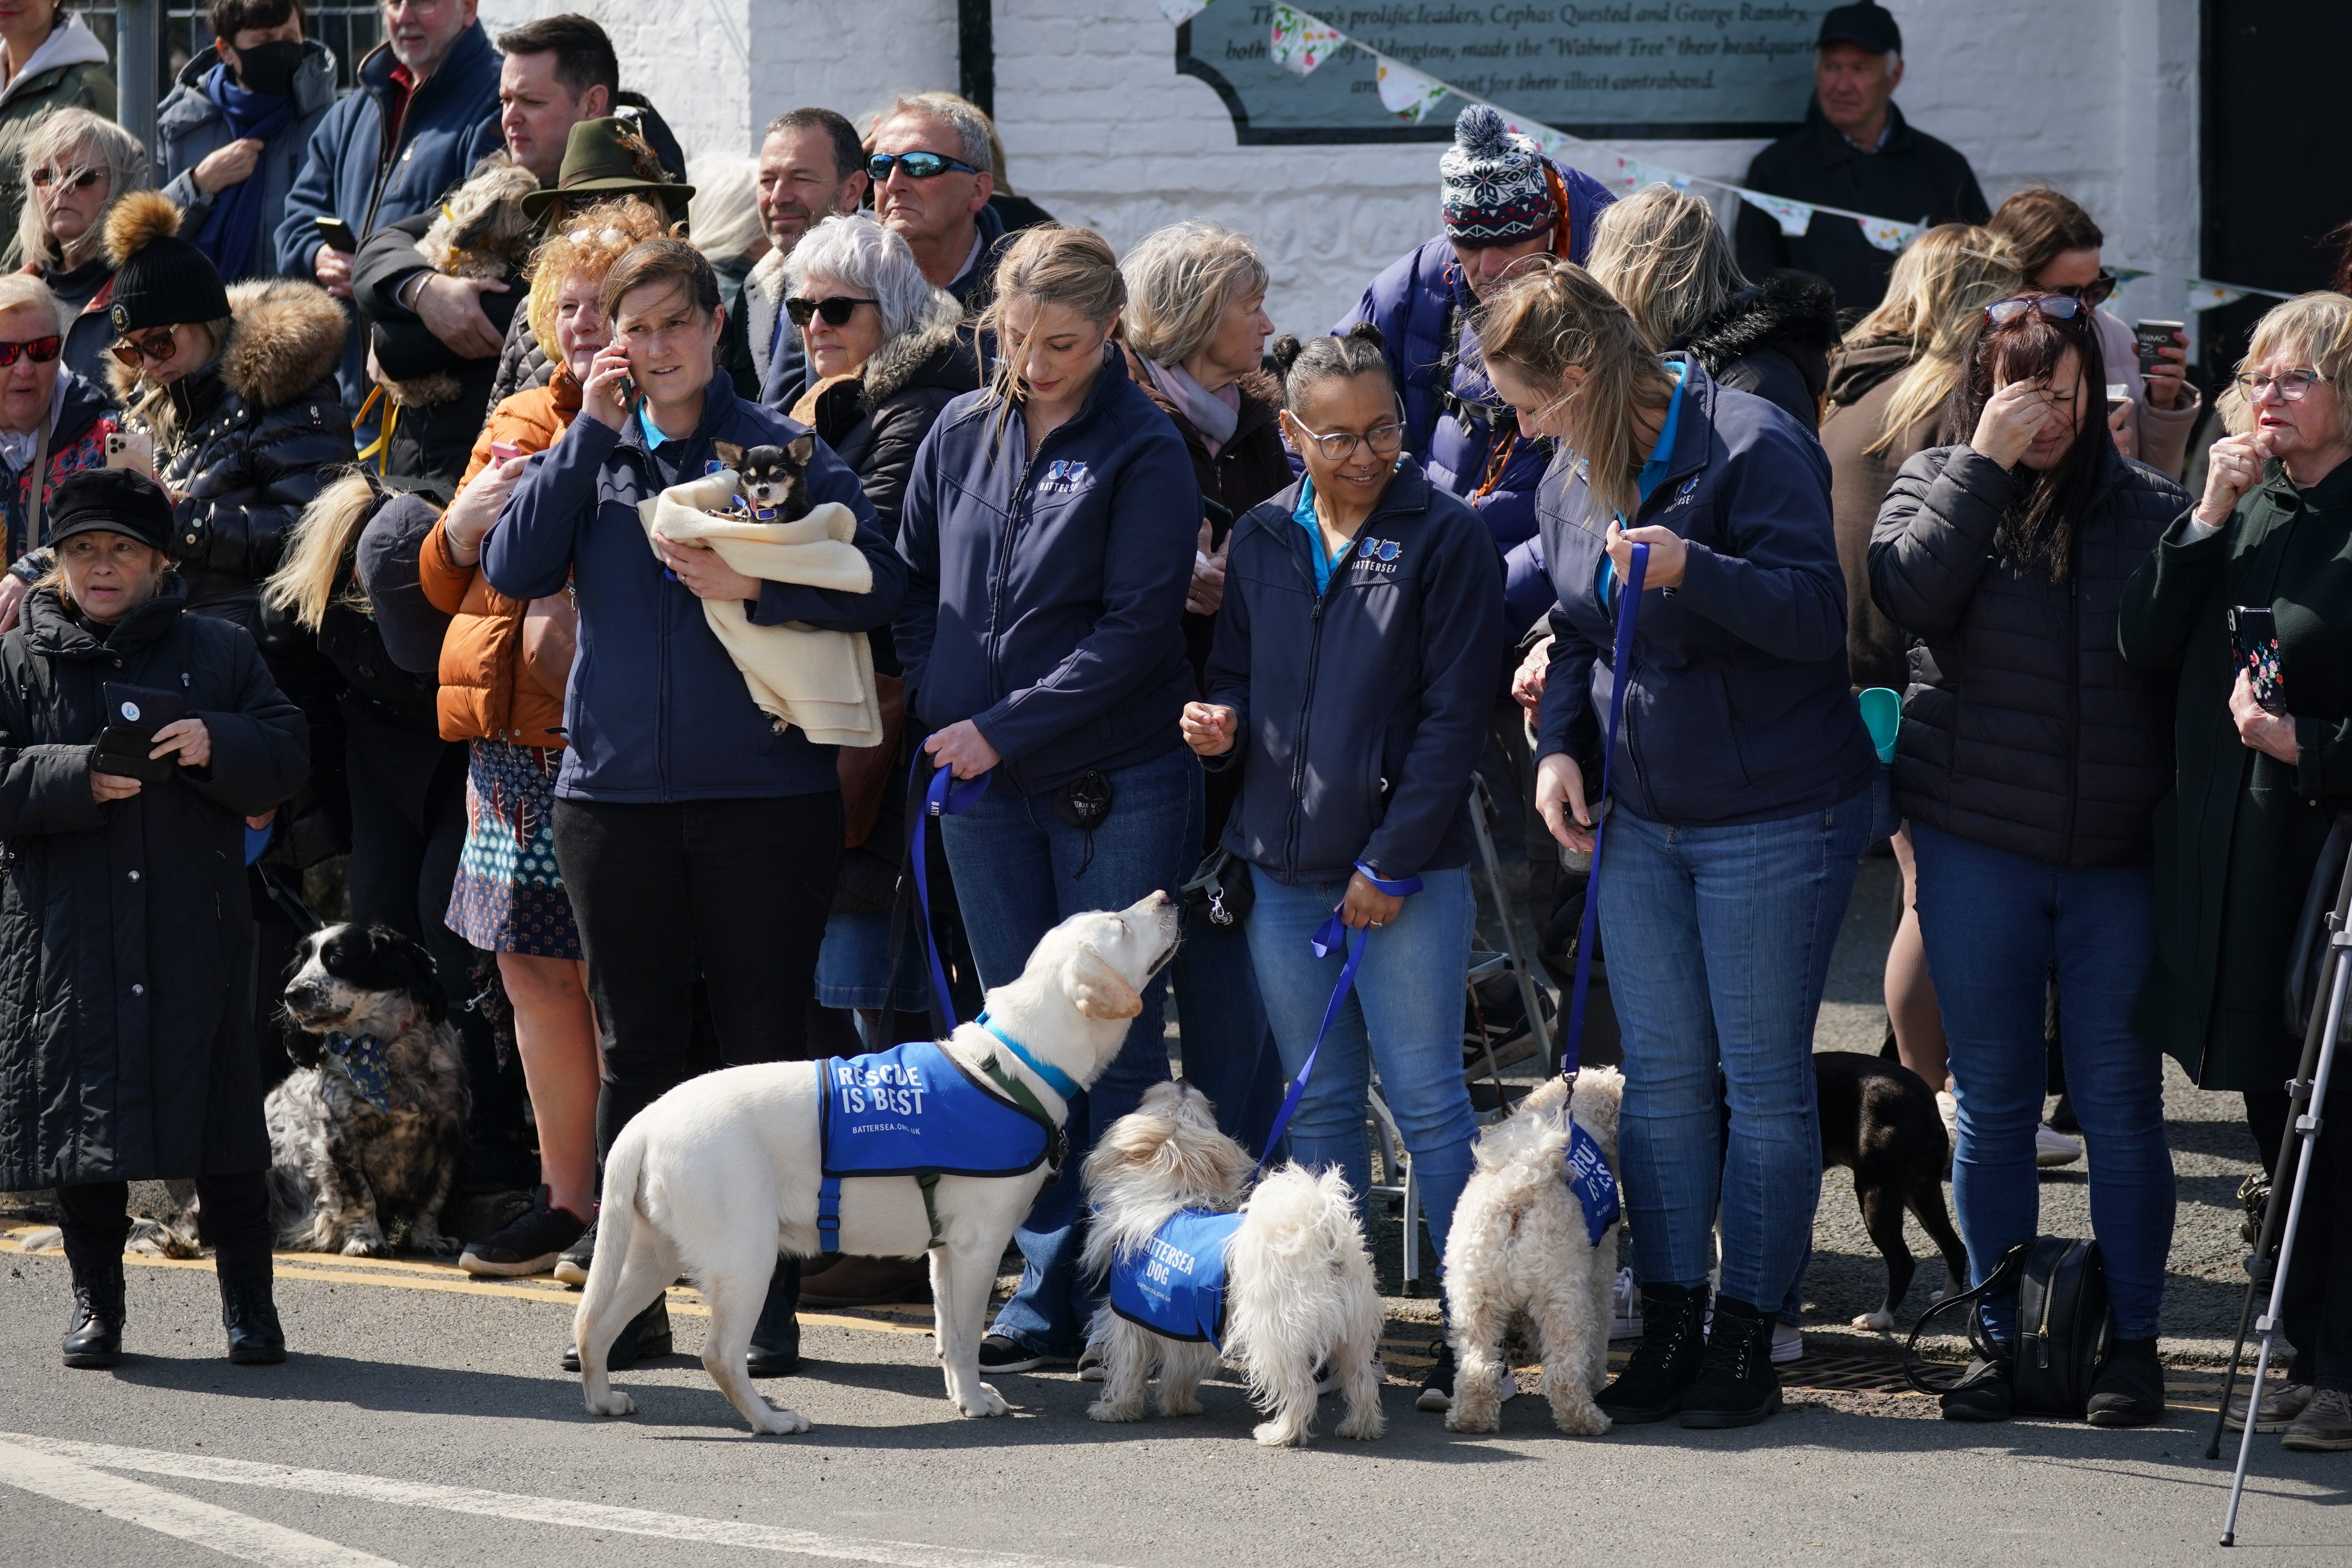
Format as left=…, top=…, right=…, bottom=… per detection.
left=1985, top=294, right=2087, bottom=327
left=786, top=295, right=877, bottom=327
left=2046, top=270, right=2118, bottom=307
left=30, top=167, right=100, bottom=192
left=865, top=150, right=979, bottom=182
left=111, top=329, right=181, bottom=369
left=0, top=335, right=61, bottom=367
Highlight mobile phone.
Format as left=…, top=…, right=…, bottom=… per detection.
left=2105, top=382, right=2132, bottom=415
left=489, top=441, right=524, bottom=463
left=2133, top=319, right=2184, bottom=376
left=103, top=429, right=155, bottom=478
left=2230, top=604, right=2285, bottom=715
left=92, top=682, right=189, bottom=784
left=313, top=216, right=359, bottom=253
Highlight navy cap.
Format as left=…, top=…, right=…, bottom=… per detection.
left=1819, top=2, right=1901, bottom=54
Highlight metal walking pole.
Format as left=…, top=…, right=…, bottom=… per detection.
left=2215, top=842, right=2352, bottom=1545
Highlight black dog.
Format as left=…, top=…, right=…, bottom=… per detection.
left=1815, top=1051, right=1970, bottom=1329
left=712, top=433, right=815, bottom=519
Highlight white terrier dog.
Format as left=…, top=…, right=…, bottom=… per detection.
left=1442, top=1069, right=1626, bottom=1435
left=1080, top=1081, right=1386, bottom=1447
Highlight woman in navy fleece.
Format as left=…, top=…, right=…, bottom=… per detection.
left=894, top=225, right=1203, bottom=1376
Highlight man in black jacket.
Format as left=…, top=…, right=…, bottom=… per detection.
left=1732, top=2, right=1988, bottom=317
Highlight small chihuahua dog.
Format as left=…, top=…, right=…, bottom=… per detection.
left=712, top=434, right=816, bottom=520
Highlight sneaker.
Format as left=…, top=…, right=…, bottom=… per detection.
left=2225, top=1381, right=2313, bottom=1433
left=1416, top=1341, right=1455, bottom=1412
left=1609, top=1268, right=1643, bottom=1342
left=1678, top=1294, right=1781, bottom=1429
left=460, top=1187, right=588, bottom=1278
left=2035, top=1123, right=2083, bottom=1168
left=1078, top=1343, right=1107, bottom=1383
left=552, top=1215, right=597, bottom=1288
left=561, top=1296, right=671, bottom=1372
left=1770, top=1319, right=1804, bottom=1365
left=1940, top=1351, right=2014, bottom=1422
left=1597, top=1281, right=1708, bottom=1425
left=2281, top=1387, right=2352, bottom=1452
left=975, top=1334, right=1073, bottom=1374
left=2084, top=1336, right=2165, bottom=1427
left=1936, top=1090, right=1960, bottom=1153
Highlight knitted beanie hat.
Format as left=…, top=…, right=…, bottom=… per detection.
left=1440, top=106, right=1557, bottom=247
left=102, top=191, right=231, bottom=335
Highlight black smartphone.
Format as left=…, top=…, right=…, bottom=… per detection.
left=92, top=682, right=190, bottom=784
left=2230, top=604, right=2285, bottom=715
left=313, top=215, right=359, bottom=253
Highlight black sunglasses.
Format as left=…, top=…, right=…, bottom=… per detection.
left=29, top=167, right=100, bottom=191
left=1985, top=294, right=2087, bottom=327
left=0, top=334, right=61, bottom=367
left=110, top=329, right=181, bottom=369
left=865, top=150, right=979, bottom=182
left=785, top=295, right=878, bottom=328
left=2046, top=271, right=2118, bottom=307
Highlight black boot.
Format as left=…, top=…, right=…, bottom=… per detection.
left=1940, top=1348, right=2014, bottom=1422
left=220, top=1278, right=286, bottom=1365
left=2085, top=1337, right=2165, bottom=1428
left=562, top=1295, right=673, bottom=1372
left=62, top=1261, right=125, bottom=1369
left=1679, top=1293, right=1781, bottom=1429
left=1596, top=1281, right=1708, bottom=1425
left=747, top=1256, right=801, bottom=1377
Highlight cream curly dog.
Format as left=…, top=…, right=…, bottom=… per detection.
left=1442, top=1068, right=1625, bottom=1435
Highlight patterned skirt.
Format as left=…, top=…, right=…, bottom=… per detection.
left=446, top=739, right=582, bottom=960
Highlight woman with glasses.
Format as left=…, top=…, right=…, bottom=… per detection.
left=0, top=274, right=120, bottom=631
left=0, top=0, right=112, bottom=271
left=895, top=225, right=1201, bottom=1376
left=15, top=108, right=147, bottom=386
left=2123, top=292, right=2352, bottom=1450
left=1989, top=188, right=2198, bottom=477
left=1182, top=323, right=1502, bottom=1416
left=1873, top=291, right=2188, bottom=1427
left=1486, top=258, right=1880, bottom=1432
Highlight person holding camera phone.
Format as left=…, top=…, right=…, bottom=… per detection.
left=0, top=467, right=308, bottom=1371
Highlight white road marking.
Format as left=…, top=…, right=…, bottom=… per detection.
left=0, top=1438, right=404, bottom=1566
left=3, top=1434, right=1123, bottom=1568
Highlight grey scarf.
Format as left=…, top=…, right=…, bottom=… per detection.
left=1145, top=358, right=1239, bottom=456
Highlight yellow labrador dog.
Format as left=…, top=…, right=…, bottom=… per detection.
left=574, top=892, right=1182, bottom=1434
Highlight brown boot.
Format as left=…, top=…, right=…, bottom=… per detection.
left=797, top=1253, right=931, bottom=1307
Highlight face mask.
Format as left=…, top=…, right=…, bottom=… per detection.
left=231, top=38, right=304, bottom=98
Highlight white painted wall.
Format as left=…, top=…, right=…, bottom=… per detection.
left=481, top=0, right=2201, bottom=342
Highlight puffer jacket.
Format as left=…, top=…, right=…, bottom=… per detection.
left=1336, top=157, right=1615, bottom=557
left=802, top=302, right=983, bottom=541
left=1666, top=274, right=1838, bottom=434
left=0, top=579, right=309, bottom=1189
left=113, top=277, right=352, bottom=636
left=1869, top=442, right=2187, bottom=865
left=418, top=372, right=582, bottom=745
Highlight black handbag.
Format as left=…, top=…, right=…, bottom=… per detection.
left=1181, top=848, right=1254, bottom=930
left=1903, top=1236, right=2114, bottom=1418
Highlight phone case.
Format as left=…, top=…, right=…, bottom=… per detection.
left=92, top=726, right=178, bottom=784
left=2230, top=605, right=2285, bottom=715
left=103, top=429, right=156, bottom=479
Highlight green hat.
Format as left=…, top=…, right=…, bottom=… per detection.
left=521, top=116, right=693, bottom=223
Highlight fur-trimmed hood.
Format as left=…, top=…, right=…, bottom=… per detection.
left=861, top=291, right=974, bottom=408
left=1669, top=274, right=1839, bottom=394
left=111, top=277, right=348, bottom=412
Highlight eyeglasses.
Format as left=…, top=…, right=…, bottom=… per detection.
left=1287, top=416, right=1406, bottom=463
left=2045, top=271, right=2118, bottom=307
left=785, top=295, right=878, bottom=328
left=1985, top=294, right=2086, bottom=327
left=865, top=150, right=979, bottom=183
left=30, top=167, right=100, bottom=192
left=110, top=330, right=181, bottom=369
left=2236, top=368, right=2331, bottom=402
left=0, top=335, right=61, bottom=367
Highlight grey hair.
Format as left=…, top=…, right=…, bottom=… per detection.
left=17, top=107, right=151, bottom=271
left=1270, top=323, right=1394, bottom=415
left=783, top=212, right=949, bottom=346
left=866, top=91, right=992, bottom=172
left=0, top=271, right=64, bottom=335
left=685, top=153, right=764, bottom=267
left=1121, top=220, right=1269, bottom=369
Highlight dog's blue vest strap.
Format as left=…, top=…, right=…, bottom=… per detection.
left=1562, top=541, right=1648, bottom=1078
left=913, top=761, right=991, bottom=1027
left=975, top=1011, right=1081, bottom=1102
left=817, top=1175, right=844, bottom=1256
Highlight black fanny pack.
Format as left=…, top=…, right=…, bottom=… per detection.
left=1904, top=1235, right=2113, bottom=1417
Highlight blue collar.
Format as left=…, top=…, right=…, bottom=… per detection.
left=637, top=401, right=687, bottom=450
left=974, top=1011, right=1080, bottom=1101
left=1635, top=359, right=1688, bottom=508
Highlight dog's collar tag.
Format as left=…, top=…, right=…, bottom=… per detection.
left=1564, top=1121, right=1620, bottom=1247
left=324, top=1032, right=394, bottom=1112
left=975, top=1011, right=1080, bottom=1102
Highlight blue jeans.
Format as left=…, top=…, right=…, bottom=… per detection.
left=813, top=908, right=928, bottom=1016
left=1910, top=822, right=2173, bottom=1341
left=1245, top=864, right=1478, bottom=1267
left=1599, top=786, right=1873, bottom=1307
left=940, top=748, right=1200, bottom=1356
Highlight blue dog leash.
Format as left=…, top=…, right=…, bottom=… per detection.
left=1250, top=861, right=1422, bottom=1180
left=913, top=758, right=991, bottom=1027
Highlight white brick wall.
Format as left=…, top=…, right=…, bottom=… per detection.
left=480, top=0, right=2200, bottom=342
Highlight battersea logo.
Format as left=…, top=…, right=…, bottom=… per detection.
left=1037, top=460, right=1090, bottom=494
left=833, top=1058, right=929, bottom=1116
left=1668, top=477, right=1699, bottom=510
left=1353, top=537, right=1403, bottom=576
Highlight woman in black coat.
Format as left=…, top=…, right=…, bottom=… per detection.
left=1869, top=292, right=2186, bottom=1427
left=0, top=469, right=309, bottom=1368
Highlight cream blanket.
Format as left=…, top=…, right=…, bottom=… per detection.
left=637, top=473, right=882, bottom=746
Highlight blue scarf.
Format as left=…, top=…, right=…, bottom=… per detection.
left=193, top=64, right=296, bottom=284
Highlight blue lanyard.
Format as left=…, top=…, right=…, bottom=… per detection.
left=914, top=759, right=991, bottom=1025
left=1563, top=541, right=1648, bottom=1074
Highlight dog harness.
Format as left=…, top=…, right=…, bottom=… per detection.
left=1108, top=1208, right=1247, bottom=1348
left=815, top=1037, right=1063, bottom=1255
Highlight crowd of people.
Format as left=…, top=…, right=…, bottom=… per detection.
left=1, top=0, right=2349, bottom=1457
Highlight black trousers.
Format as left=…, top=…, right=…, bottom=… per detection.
left=56, top=1173, right=273, bottom=1287
left=2246, top=1087, right=2352, bottom=1392
left=554, top=793, right=843, bottom=1160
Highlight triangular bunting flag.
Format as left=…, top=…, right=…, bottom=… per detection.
left=1269, top=5, right=1344, bottom=75
left=1374, top=56, right=1448, bottom=123
left=1745, top=191, right=1813, bottom=238
left=2187, top=279, right=2249, bottom=310
left=1159, top=0, right=1209, bottom=22
left=2109, top=267, right=2152, bottom=285
left=1860, top=216, right=1923, bottom=252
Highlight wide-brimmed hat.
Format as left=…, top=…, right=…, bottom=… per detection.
left=521, top=116, right=692, bottom=222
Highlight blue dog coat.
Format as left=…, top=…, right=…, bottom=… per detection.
left=815, top=1039, right=1058, bottom=1254
left=1109, top=1209, right=1247, bottom=1348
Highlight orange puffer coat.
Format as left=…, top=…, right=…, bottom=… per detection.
left=418, top=372, right=581, bottom=745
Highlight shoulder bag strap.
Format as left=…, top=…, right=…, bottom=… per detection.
left=1901, top=1241, right=2028, bottom=1396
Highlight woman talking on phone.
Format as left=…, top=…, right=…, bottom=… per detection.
left=486, top=237, right=903, bottom=1376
